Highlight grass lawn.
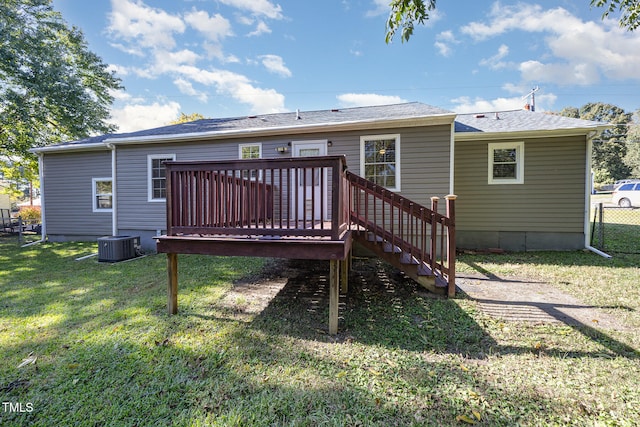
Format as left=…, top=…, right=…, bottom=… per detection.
left=590, top=193, right=640, bottom=254
left=1, top=236, right=639, bottom=426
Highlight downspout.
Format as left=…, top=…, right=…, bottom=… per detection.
left=106, top=143, right=118, bottom=236
left=22, top=152, right=46, bottom=246
left=583, top=130, right=612, bottom=258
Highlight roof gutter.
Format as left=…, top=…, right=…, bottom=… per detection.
left=30, top=143, right=108, bottom=154
left=454, top=125, right=610, bottom=142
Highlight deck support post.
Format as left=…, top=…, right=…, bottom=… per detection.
left=167, top=253, right=178, bottom=315
left=445, top=195, right=457, bottom=298
left=340, top=254, right=349, bottom=294
left=329, top=259, right=339, bottom=334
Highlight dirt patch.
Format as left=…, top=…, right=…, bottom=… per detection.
left=221, top=257, right=631, bottom=332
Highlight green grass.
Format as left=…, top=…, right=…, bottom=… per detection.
left=1, top=236, right=639, bottom=426
left=590, top=193, right=640, bottom=253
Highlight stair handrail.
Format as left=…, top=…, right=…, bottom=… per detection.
left=346, top=171, right=456, bottom=296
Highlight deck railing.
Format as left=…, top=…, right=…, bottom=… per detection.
left=346, top=171, right=456, bottom=295
left=165, top=156, right=349, bottom=240
left=163, top=156, right=455, bottom=294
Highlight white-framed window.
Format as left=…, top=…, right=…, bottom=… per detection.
left=92, top=178, right=112, bottom=212
left=488, top=142, right=524, bottom=184
left=360, top=134, right=400, bottom=191
left=148, top=154, right=176, bottom=202
left=239, top=143, right=262, bottom=180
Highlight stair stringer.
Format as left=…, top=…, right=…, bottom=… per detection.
left=353, top=231, right=447, bottom=295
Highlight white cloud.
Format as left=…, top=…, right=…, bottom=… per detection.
left=366, top=0, right=389, bottom=17
left=461, top=3, right=582, bottom=41
left=108, top=0, right=185, bottom=51
left=337, top=93, right=408, bottom=108
left=519, top=61, right=600, bottom=85
left=259, top=54, right=291, bottom=77
left=109, top=101, right=182, bottom=132
left=108, top=42, right=145, bottom=57
left=217, top=0, right=283, bottom=20
left=247, top=21, right=271, bottom=37
left=460, top=2, right=640, bottom=84
left=109, top=89, right=146, bottom=104
left=174, top=78, right=208, bottom=103
left=236, top=15, right=254, bottom=26
left=162, top=49, right=200, bottom=67
left=479, top=44, right=510, bottom=70
left=202, top=42, right=240, bottom=63
left=451, top=96, right=526, bottom=113
left=107, top=64, right=129, bottom=76
left=106, top=0, right=287, bottom=115
left=435, top=30, right=458, bottom=57
left=451, top=92, right=557, bottom=113
left=184, top=9, right=233, bottom=41
left=176, top=65, right=286, bottom=113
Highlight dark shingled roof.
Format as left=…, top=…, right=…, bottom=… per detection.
left=455, top=110, right=604, bottom=133
left=58, top=102, right=454, bottom=147
left=35, top=103, right=608, bottom=152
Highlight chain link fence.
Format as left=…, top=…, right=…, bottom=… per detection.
left=591, top=203, right=640, bottom=254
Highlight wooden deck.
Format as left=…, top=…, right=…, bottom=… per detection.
left=155, top=155, right=456, bottom=334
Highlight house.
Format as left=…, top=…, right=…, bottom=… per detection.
left=31, top=102, right=606, bottom=252
left=32, top=102, right=609, bottom=333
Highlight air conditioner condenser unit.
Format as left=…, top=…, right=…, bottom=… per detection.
left=98, top=236, right=139, bottom=262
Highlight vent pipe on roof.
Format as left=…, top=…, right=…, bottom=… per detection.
left=523, top=86, right=539, bottom=112
left=296, top=109, right=301, bottom=120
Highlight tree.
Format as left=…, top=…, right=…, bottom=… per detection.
left=624, top=109, right=640, bottom=177
left=385, top=0, right=640, bottom=42
left=1, top=0, right=122, bottom=197
left=386, top=0, right=436, bottom=44
left=560, top=103, right=632, bottom=182
left=592, top=0, right=640, bottom=31
left=170, top=113, right=207, bottom=125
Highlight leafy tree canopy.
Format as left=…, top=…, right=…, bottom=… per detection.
left=624, top=110, right=640, bottom=177
left=169, top=113, right=207, bottom=125
left=386, top=0, right=640, bottom=42
left=1, top=0, right=121, bottom=198
left=560, top=102, right=632, bottom=182
left=0, top=0, right=122, bottom=158
left=592, top=0, right=640, bottom=31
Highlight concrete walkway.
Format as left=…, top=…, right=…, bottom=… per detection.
left=456, top=273, right=629, bottom=332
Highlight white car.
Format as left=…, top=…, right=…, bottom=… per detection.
left=612, top=182, right=640, bottom=207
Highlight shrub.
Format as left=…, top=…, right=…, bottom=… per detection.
left=19, top=205, right=41, bottom=222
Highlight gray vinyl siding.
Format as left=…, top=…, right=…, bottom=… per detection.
left=454, top=135, right=587, bottom=234
left=399, top=125, right=451, bottom=208
left=115, top=124, right=453, bottom=232
left=42, top=150, right=112, bottom=236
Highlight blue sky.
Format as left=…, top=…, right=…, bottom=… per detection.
left=52, top=0, right=640, bottom=132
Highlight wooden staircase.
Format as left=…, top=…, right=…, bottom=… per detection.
left=353, top=231, right=447, bottom=293
left=346, top=171, right=456, bottom=297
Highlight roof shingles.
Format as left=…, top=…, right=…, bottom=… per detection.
left=39, top=103, right=607, bottom=151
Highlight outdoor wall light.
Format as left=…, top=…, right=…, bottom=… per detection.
left=275, top=146, right=289, bottom=154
